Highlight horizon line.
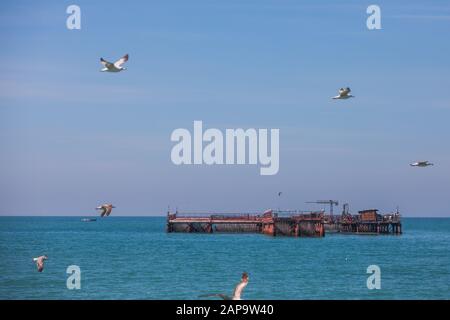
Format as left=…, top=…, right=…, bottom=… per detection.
left=0, top=215, right=449, bottom=218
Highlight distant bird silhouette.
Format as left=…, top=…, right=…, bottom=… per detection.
left=33, top=255, right=48, bottom=272
left=278, top=192, right=282, bottom=197
left=100, top=54, right=129, bottom=72
left=199, top=272, right=249, bottom=300
left=96, top=204, right=115, bottom=217
left=410, top=161, right=434, bottom=167
left=332, top=87, right=354, bottom=100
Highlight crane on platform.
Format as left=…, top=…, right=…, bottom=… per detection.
left=306, top=200, right=339, bottom=218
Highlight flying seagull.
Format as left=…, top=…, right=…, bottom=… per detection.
left=410, top=161, right=434, bottom=167
left=199, top=272, right=249, bottom=300
left=96, top=204, right=115, bottom=217
left=332, top=87, right=354, bottom=100
left=100, top=54, right=129, bottom=72
left=33, top=255, right=48, bottom=272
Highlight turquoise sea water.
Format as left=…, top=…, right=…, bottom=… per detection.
left=0, top=217, right=449, bottom=300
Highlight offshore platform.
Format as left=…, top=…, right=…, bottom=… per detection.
left=166, top=203, right=402, bottom=237
left=167, top=210, right=325, bottom=237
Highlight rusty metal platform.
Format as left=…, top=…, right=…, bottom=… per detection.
left=166, top=209, right=325, bottom=237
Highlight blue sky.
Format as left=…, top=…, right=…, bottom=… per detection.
left=1, top=0, right=450, bottom=216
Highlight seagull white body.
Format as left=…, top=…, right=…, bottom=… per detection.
left=231, top=280, right=248, bottom=300
left=100, top=54, right=129, bottom=72
left=332, top=87, right=354, bottom=99
left=410, top=161, right=434, bottom=167
left=96, top=204, right=115, bottom=217
left=33, top=255, right=48, bottom=272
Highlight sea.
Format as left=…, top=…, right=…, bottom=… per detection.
left=0, top=217, right=449, bottom=300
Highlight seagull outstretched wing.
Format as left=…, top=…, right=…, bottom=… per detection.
left=114, top=54, right=129, bottom=68
left=97, top=204, right=114, bottom=217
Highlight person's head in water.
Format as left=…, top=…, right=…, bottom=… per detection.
left=242, top=272, right=249, bottom=283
